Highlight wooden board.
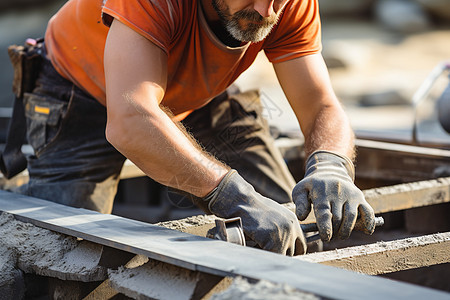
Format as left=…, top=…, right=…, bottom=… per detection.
left=355, top=139, right=450, bottom=184
left=297, top=232, right=450, bottom=275
left=301, top=177, right=450, bottom=224
left=364, top=177, right=450, bottom=214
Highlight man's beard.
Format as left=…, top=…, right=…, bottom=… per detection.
left=212, top=0, right=281, bottom=43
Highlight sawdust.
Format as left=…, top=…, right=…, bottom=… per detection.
left=210, top=277, right=321, bottom=300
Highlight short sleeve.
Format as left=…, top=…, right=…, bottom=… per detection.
left=264, top=0, right=322, bottom=63
left=102, top=0, right=182, bottom=54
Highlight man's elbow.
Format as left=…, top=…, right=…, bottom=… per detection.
left=105, top=120, right=125, bottom=150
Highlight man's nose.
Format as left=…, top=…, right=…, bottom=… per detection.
left=253, top=0, right=274, bottom=18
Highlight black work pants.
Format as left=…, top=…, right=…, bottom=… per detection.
left=18, top=56, right=295, bottom=214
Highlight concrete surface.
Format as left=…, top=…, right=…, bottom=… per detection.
left=0, top=247, right=24, bottom=300
left=0, top=212, right=107, bottom=283
left=210, top=277, right=321, bottom=300
left=109, top=260, right=200, bottom=300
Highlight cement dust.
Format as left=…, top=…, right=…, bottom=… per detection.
left=156, top=214, right=217, bottom=231
left=210, top=277, right=321, bottom=300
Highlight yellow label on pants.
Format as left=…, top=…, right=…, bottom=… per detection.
left=35, top=105, right=50, bottom=115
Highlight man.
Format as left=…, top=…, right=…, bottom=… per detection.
left=6, top=0, right=375, bottom=256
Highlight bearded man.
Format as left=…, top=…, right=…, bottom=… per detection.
left=4, top=0, right=375, bottom=256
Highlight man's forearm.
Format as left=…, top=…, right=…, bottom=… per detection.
left=106, top=103, right=229, bottom=197
left=303, top=103, right=355, bottom=161
left=103, top=20, right=228, bottom=197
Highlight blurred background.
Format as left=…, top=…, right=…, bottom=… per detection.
left=234, top=0, right=450, bottom=145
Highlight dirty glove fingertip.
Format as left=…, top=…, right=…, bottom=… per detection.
left=358, top=204, right=376, bottom=235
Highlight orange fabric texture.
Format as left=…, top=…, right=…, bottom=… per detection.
left=45, top=0, right=321, bottom=119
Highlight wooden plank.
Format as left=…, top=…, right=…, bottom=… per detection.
left=356, top=139, right=450, bottom=157
left=355, top=139, right=450, bottom=183
left=363, top=177, right=450, bottom=214
left=355, top=129, right=450, bottom=151
left=0, top=191, right=449, bottom=300
left=296, top=232, right=450, bottom=275
left=300, top=177, right=450, bottom=224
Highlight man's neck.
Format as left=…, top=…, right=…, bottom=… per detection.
left=199, top=0, right=243, bottom=47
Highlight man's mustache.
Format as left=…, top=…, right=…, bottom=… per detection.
left=233, top=9, right=276, bottom=24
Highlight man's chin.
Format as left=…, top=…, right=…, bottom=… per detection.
left=227, top=26, right=274, bottom=43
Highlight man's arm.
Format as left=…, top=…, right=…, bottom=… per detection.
left=104, top=19, right=228, bottom=197
left=273, top=53, right=354, bottom=159
left=274, top=54, right=375, bottom=241
left=103, top=19, right=306, bottom=255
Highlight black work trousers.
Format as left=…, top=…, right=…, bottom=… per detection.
left=17, top=56, right=296, bottom=214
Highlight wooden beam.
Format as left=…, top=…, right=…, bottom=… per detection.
left=300, top=177, right=450, bottom=224
left=296, top=232, right=450, bottom=275
left=355, top=129, right=450, bottom=151
left=1, top=191, right=448, bottom=300
left=363, top=177, right=450, bottom=214
left=355, top=139, right=450, bottom=183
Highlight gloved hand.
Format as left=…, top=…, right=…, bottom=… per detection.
left=205, top=170, right=306, bottom=256
left=293, top=150, right=375, bottom=242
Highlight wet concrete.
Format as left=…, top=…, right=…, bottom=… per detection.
left=109, top=260, right=199, bottom=300
left=210, top=277, right=321, bottom=300
left=0, top=212, right=107, bottom=283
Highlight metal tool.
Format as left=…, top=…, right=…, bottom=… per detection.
left=207, top=217, right=246, bottom=246
left=209, top=216, right=384, bottom=245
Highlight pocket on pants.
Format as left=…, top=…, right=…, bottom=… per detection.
left=24, top=92, right=68, bottom=156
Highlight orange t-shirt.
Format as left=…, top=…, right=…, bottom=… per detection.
left=45, top=0, right=321, bottom=120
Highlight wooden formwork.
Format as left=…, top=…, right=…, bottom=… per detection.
left=0, top=137, right=449, bottom=298
left=0, top=189, right=449, bottom=300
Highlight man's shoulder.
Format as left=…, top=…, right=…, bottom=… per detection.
left=281, top=0, right=318, bottom=18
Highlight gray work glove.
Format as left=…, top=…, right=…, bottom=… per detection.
left=206, top=170, right=306, bottom=256
left=293, top=150, right=375, bottom=242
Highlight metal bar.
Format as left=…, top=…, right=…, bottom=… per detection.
left=0, top=191, right=448, bottom=300
left=297, top=232, right=450, bottom=275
